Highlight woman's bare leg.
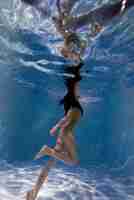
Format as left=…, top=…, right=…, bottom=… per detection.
left=63, top=134, right=78, bottom=162
left=38, top=135, right=79, bottom=165
left=36, top=145, right=74, bottom=164
left=34, top=134, right=79, bottom=165
left=26, top=159, right=56, bottom=200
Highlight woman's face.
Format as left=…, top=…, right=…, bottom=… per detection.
left=60, top=47, right=80, bottom=62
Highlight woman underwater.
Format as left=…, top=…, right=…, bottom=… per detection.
left=35, top=93, right=83, bottom=165
left=26, top=61, right=84, bottom=200
left=22, top=0, right=134, bottom=199
left=35, top=62, right=84, bottom=165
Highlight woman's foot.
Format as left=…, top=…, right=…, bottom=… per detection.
left=34, top=145, right=54, bottom=160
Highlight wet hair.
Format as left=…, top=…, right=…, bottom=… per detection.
left=60, top=92, right=83, bottom=115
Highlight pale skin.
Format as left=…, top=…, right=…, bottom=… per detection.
left=53, top=0, right=86, bottom=62
left=26, top=159, right=56, bottom=200
left=35, top=106, right=81, bottom=165
left=53, top=16, right=82, bottom=62
left=26, top=80, right=81, bottom=200
left=26, top=108, right=81, bottom=200
left=53, top=0, right=103, bottom=62
left=35, top=79, right=81, bottom=164
left=25, top=1, right=83, bottom=199
left=25, top=1, right=130, bottom=199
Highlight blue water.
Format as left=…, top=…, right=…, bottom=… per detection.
left=0, top=0, right=134, bottom=199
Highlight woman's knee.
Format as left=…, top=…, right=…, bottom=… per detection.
left=70, top=158, right=80, bottom=165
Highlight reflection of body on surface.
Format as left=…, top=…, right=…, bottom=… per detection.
left=53, top=0, right=133, bottom=61
left=21, top=0, right=134, bottom=62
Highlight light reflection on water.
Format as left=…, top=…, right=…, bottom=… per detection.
left=0, top=0, right=134, bottom=199
left=0, top=0, right=134, bottom=163
left=1, top=162, right=134, bottom=200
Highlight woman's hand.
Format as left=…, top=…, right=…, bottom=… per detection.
left=50, top=116, right=68, bottom=136
left=50, top=124, right=59, bottom=136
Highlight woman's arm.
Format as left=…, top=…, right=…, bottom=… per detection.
left=50, top=115, right=70, bottom=135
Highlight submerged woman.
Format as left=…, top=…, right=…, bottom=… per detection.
left=35, top=62, right=83, bottom=165
left=26, top=62, right=83, bottom=200
left=35, top=92, right=83, bottom=165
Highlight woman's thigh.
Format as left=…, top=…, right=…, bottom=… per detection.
left=54, top=137, right=66, bottom=153
left=63, top=134, right=78, bottom=160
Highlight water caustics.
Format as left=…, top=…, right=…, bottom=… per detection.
left=0, top=0, right=134, bottom=200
